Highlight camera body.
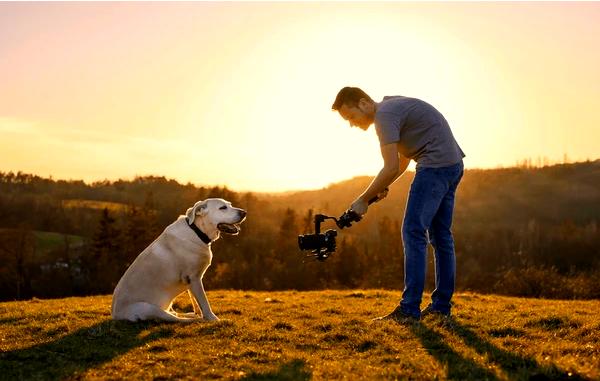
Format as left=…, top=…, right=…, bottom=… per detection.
left=297, top=228, right=337, bottom=261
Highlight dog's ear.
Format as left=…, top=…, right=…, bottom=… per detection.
left=186, top=200, right=208, bottom=224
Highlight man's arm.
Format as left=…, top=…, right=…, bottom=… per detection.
left=350, top=144, right=410, bottom=215
left=391, top=154, right=410, bottom=184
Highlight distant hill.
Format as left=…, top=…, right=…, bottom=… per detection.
left=2, top=160, right=599, bottom=225
left=269, top=160, right=600, bottom=227
left=1, top=160, right=599, bottom=300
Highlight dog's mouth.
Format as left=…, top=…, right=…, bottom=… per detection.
left=217, top=223, right=241, bottom=235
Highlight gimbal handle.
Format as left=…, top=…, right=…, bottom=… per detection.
left=367, top=187, right=389, bottom=205
left=337, top=187, right=389, bottom=228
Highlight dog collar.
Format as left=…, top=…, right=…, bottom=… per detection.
left=188, top=221, right=212, bottom=244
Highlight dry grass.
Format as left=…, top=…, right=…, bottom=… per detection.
left=61, top=199, right=128, bottom=212
left=0, top=291, right=598, bottom=380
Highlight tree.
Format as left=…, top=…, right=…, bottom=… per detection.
left=0, top=228, right=35, bottom=300
left=84, top=208, right=123, bottom=294
left=331, top=237, right=361, bottom=288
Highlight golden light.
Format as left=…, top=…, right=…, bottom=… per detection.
left=1, top=3, right=598, bottom=191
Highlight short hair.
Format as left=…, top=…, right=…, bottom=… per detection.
left=331, top=87, right=374, bottom=111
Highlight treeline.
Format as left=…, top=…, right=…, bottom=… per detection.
left=0, top=160, right=599, bottom=301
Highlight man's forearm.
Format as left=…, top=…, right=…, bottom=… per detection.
left=359, top=167, right=398, bottom=203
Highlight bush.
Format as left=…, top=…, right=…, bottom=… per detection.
left=493, top=266, right=600, bottom=299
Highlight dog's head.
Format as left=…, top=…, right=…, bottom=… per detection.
left=186, top=198, right=247, bottom=237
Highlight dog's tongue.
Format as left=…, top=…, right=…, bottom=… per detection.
left=217, top=223, right=240, bottom=235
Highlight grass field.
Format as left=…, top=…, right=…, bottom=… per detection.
left=33, top=231, right=84, bottom=253
left=0, top=291, right=598, bottom=380
left=62, top=199, right=129, bottom=213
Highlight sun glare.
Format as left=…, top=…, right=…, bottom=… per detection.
left=0, top=3, right=599, bottom=191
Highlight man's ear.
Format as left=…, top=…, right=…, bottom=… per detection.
left=358, top=98, right=369, bottom=111
left=186, top=200, right=208, bottom=224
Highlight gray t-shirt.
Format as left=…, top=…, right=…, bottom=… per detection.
left=374, top=96, right=465, bottom=168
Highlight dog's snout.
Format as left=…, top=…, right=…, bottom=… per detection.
left=239, top=209, right=247, bottom=219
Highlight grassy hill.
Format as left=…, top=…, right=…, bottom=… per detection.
left=0, top=229, right=84, bottom=256
left=0, top=291, right=598, bottom=380
left=33, top=231, right=84, bottom=253
left=61, top=199, right=129, bottom=213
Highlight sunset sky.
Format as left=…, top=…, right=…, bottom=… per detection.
left=1, top=2, right=599, bottom=192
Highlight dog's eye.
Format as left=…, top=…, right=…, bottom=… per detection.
left=219, top=206, right=227, bottom=210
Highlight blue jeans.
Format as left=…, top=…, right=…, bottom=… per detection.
left=400, top=161, right=464, bottom=318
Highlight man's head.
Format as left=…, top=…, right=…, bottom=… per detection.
left=332, top=87, right=376, bottom=131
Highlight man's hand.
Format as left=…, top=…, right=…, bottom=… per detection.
left=350, top=187, right=389, bottom=217
left=376, top=188, right=389, bottom=201
left=350, top=198, right=368, bottom=216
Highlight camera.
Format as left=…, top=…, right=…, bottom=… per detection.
left=297, top=188, right=388, bottom=261
left=297, top=214, right=339, bottom=261
left=298, top=227, right=337, bottom=251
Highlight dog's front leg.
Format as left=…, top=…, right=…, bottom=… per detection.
left=189, top=277, right=219, bottom=321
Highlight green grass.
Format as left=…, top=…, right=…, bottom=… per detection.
left=0, top=291, right=598, bottom=380
left=33, top=231, right=84, bottom=254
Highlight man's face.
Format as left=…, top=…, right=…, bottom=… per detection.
left=338, top=100, right=374, bottom=131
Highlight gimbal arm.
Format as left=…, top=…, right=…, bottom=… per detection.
left=314, top=214, right=338, bottom=234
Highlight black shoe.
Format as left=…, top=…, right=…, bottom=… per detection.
left=371, top=306, right=420, bottom=323
left=421, top=304, right=451, bottom=318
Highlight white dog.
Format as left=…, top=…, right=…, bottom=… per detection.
left=111, top=198, right=246, bottom=322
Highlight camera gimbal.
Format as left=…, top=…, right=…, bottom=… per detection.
left=297, top=188, right=388, bottom=261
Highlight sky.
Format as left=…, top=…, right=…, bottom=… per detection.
left=1, top=2, right=599, bottom=192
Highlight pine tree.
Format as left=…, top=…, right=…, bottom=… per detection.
left=123, top=205, right=146, bottom=268
left=86, top=208, right=123, bottom=294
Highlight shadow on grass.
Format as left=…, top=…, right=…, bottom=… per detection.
left=240, top=359, right=311, bottom=381
left=447, top=320, right=588, bottom=381
left=409, top=318, right=589, bottom=381
left=0, top=320, right=174, bottom=380
left=408, top=322, right=499, bottom=380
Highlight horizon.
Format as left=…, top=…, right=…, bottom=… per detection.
left=3, top=157, right=597, bottom=194
left=2, top=3, right=599, bottom=192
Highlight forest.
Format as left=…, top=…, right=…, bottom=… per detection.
left=1, top=160, right=599, bottom=301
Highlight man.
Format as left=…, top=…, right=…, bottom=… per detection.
left=332, top=87, right=465, bottom=321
